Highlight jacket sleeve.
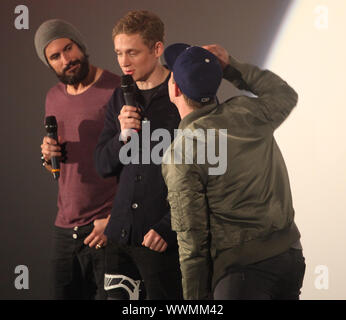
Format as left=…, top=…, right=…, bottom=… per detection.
left=223, top=56, right=298, bottom=130
left=162, top=134, right=211, bottom=300
left=94, top=90, right=124, bottom=178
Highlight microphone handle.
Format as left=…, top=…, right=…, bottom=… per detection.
left=124, top=92, right=136, bottom=107
left=47, top=132, right=60, bottom=180
left=123, top=91, right=142, bottom=134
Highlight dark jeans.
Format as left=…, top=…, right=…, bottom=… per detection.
left=213, top=248, right=306, bottom=300
left=105, top=241, right=183, bottom=300
left=50, top=223, right=107, bottom=300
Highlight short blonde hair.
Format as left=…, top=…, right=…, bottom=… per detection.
left=112, top=10, right=164, bottom=49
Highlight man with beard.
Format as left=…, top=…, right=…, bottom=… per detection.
left=34, top=19, right=120, bottom=299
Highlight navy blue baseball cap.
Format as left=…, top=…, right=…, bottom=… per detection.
left=164, top=43, right=222, bottom=104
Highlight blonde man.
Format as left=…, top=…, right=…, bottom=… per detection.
left=95, top=11, right=183, bottom=300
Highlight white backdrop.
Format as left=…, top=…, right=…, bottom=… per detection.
left=265, top=0, right=346, bottom=299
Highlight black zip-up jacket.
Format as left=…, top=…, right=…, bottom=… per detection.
left=95, top=75, right=181, bottom=248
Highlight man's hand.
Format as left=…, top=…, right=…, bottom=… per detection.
left=84, top=216, right=110, bottom=249
left=202, top=44, right=229, bottom=70
left=118, top=105, right=141, bottom=142
left=41, top=136, right=62, bottom=162
left=142, top=229, right=168, bottom=253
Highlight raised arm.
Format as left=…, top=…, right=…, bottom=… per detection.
left=204, top=44, right=298, bottom=130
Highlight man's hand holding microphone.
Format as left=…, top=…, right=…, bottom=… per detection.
left=118, top=75, right=142, bottom=142
left=41, top=116, right=61, bottom=179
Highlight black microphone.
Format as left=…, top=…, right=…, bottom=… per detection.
left=121, top=75, right=142, bottom=138
left=121, top=74, right=136, bottom=107
left=44, top=116, right=60, bottom=180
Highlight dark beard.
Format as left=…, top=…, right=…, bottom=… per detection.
left=56, top=55, right=90, bottom=85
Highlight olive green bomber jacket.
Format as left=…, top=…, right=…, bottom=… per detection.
left=162, top=56, right=300, bottom=300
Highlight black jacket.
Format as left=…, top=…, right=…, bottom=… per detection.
left=95, top=75, right=181, bottom=248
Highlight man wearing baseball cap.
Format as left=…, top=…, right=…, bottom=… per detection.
left=35, top=19, right=120, bottom=299
left=162, top=43, right=305, bottom=300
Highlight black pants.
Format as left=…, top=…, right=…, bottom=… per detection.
left=214, top=248, right=306, bottom=300
left=50, top=223, right=107, bottom=300
left=105, top=241, right=183, bottom=300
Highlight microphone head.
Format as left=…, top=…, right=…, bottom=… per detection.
left=45, top=115, right=58, bottom=133
left=121, top=75, right=135, bottom=93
